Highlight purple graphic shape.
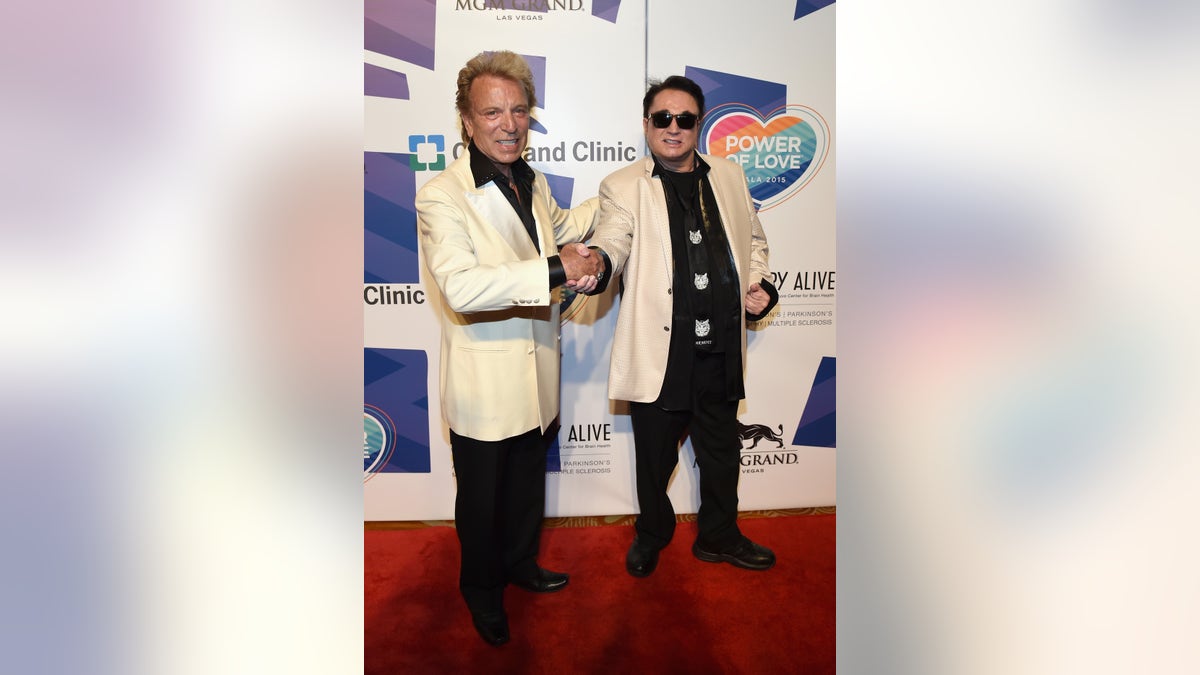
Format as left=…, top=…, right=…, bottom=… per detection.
left=522, top=53, right=548, bottom=109
left=365, top=63, right=409, bottom=100
left=542, top=172, right=575, bottom=211
left=795, top=0, right=835, bottom=20
left=685, top=66, right=786, bottom=120
left=365, top=152, right=420, bottom=284
left=365, top=0, right=436, bottom=71
left=365, top=348, right=431, bottom=473
left=592, top=0, right=623, bottom=23
left=793, top=356, right=835, bottom=448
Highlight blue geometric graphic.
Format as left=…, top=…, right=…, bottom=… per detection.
left=522, top=52, right=550, bottom=135
left=685, top=66, right=786, bottom=120
left=365, top=63, right=409, bottom=100
left=542, top=172, right=575, bottom=211
left=365, top=0, right=437, bottom=70
left=795, top=0, right=835, bottom=20
left=523, top=53, right=547, bottom=106
left=546, top=429, right=562, bottom=473
left=592, top=0, right=623, bottom=23
left=793, top=356, right=835, bottom=448
left=365, top=151, right=420, bottom=284
left=365, top=348, right=430, bottom=474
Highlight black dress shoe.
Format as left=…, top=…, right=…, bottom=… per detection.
left=470, top=610, right=510, bottom=646
left=692, top=537, right=776, bottom=571
left=510, top=567, right=569, bottom=593
left=625, top=536, right=660, bottom=578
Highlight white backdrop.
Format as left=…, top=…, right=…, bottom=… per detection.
left=364, top=0, right=835, bottom=520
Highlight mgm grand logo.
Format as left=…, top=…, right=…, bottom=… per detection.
left=455, top=0, right=585, bottom=11
left=737, top=420, right=797, bottom=471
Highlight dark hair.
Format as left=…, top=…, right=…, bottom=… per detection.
left=642, top=75, right=706, bottom=119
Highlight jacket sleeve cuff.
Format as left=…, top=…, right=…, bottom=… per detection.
left=584, top=247, right=613, bottom=295
left=746, top=277, right=779, bottom=322
left=547, top=255, right=566, bottom=289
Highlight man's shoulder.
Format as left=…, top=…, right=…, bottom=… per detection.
left=416, top=153, right=471, bottom=197
left=601, top=156, right=652, bottom=185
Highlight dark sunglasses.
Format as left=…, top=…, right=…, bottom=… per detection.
left=648, top=111, right=699, bottom=130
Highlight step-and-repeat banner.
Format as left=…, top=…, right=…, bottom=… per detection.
left=364, top=0, right=835, bottom=520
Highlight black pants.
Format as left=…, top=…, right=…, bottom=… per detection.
left=449, top=427, right=547, bottom=613
left=630, top=351, right=743, bottom=552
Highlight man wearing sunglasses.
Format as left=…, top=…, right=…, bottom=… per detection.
left=587, top=75, right=779, bottom=578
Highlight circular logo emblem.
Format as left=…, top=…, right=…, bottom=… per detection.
left=364, top=405, right=396, bottom=481
left=559, top=285, right=590, bottom=325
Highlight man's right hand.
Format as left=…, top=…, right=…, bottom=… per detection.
left=560, top=243, right=602, bottom=281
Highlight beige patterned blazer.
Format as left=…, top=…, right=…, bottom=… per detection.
left=591, top=153, right=772, bottom=403
left=416, top=152, right=598, bottom=441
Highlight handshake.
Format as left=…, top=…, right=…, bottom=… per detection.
left=561, top=243, right=605, bottom=294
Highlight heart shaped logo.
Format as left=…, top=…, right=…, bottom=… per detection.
left=701, top=103, right=829, bottom=211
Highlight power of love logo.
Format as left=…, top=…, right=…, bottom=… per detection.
left=700, top=103, right=829, bottom=211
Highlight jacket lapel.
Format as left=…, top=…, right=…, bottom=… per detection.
left=704, top=158, right=745, bottom=278
left=465, top=183, right=541, bottom=261
left=641, top=158, right=675, bottom=275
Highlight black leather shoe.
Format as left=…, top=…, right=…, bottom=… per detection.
left=626, top=536, right=660, bottom=578
left=510, top=567, right=569, bottom=593
left=470, top=610, right=510, bottom=646
left=692, top=537, right=776, bottom=571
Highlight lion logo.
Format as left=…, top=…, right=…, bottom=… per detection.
left=737, top=421, right=786, bottom=449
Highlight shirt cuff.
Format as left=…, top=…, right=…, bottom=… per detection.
left=746, top=277, right=780, bottom=322
left=547, top=255, right=566, bottom=289
left=587, top=247, right=613, bottom=295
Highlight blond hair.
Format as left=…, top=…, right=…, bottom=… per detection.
left=454, top=50, right=538, bottom=146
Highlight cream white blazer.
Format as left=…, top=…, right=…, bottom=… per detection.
left=591, top=153, right=772, bottom=403
left=416, top=152, right=598, bottom=441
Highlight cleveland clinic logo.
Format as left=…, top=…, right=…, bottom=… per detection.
left=408, top=134, right=446, bottom=171
left=699, top=103, right=829, bottom=211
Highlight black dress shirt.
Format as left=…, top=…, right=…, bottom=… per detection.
left=466, top=142, right=567, bottom=288
left=653, top=154, right=746, bottom=409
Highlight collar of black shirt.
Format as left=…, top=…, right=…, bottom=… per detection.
left=651, top=151, right=711, bottom=178
left=468, top=141, right=535, bottom=190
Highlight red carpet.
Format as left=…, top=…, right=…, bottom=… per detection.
left=365, top=514, right=834, bottom=674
